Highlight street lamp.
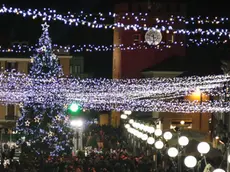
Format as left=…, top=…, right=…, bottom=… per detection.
left=70, top=119, right=84, bottom=154
left=129, top=119, right=134, bottom=124
left=167, top=147, right=179, bottom=158
left=121, top=114, right=128, bottom=119
left=197, top=142, right=210, bottom=154
left=141, top=134, right=148, bottom=141
left=147, top=137, right=155, bottom=145
left=124, top=111, right=132, bottom=115
left=184, top=155, right=197, bottom=168
left=155, top=140, right=164, bottom=150
left=70, top=119, right=83, bottom=128
left=163, top=131, right=173, bottom=141
left=178, top=136, right=189, bottom=146
left=197, top=142, right=210, bottom=168
left=213, top=169, right=225, bottom=172
left=155, top=129, right=162, bottom=137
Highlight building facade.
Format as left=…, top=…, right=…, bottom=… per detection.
left=142, top=69, right=212, bottom=141
left=112, top=1, right=187, bottom=127
left=113, top=2, right=186, bottom=79
left=69, top=56, right=92, bottom=78
left=0, top=54, right=72, bottom=131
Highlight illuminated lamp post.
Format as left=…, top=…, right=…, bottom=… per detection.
left=70, top=119, right=84, bottom=155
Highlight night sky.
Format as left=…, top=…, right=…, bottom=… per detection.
left=0, top=0, right=229, bottom=78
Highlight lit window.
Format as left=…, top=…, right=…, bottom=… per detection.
left=6, top=62, right=18, bottom=71
left=171, top=119, right=192, bottom=129
left=169, top=35, right=174, bottom=43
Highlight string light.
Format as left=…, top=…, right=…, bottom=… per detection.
left=0, top=71, right=230, bottom=112
left=0, top=38, right=228, bottom=54
left=1, top=5, right=230, bottom=37
left=0, top=23, right=229, bottom=113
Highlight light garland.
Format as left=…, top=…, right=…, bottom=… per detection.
left=0, top=23, right=229, bottom=113
left=0, top=38, right=228, bottom=54
left=1, top=5, right=230, bottom=37
left=0, top=72, right=230, bottom=112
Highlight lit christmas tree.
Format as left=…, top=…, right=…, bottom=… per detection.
left=16, top=23, right=73, bottom=159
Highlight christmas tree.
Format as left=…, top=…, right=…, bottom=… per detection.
left=16, top=23, right=73, bottom=159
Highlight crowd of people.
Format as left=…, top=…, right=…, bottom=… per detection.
left=0, top=124, right=219, bottom=172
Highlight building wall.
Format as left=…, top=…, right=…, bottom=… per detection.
left=0, top=55, right=71, bottom=128
left=113, top=2, right=186, bottom=79
left=99, top=114, right=109, bottom=126
left=59, top=58, right=70, bottom=76
left=160, top=90, right=211, bottom=133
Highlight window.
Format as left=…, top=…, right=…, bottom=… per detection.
left=70, top=66, right=73, bottom=74
left=6, top=105, right=16, bottom=120
left=133, top=34, right=141, bottom=43
left=70, top=65, right=81, bottom=74
left=170, top=119, right=192, bottom=129
left=75, top=65, right=81, bottom=74
left=6, top=62, right=18, bottom=71
left=169, top=35, right=174, bottom=43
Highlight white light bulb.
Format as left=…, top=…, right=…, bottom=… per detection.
left=184, top=156, right=197, bottom=168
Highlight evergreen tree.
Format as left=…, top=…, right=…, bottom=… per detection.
left=16, top=23, right=73, bottom=160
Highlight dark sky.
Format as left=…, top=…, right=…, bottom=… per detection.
left=0, top=0, right=229, bottom=77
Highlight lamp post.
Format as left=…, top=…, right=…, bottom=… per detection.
left=178, top=136, right=189, bottom=172
left=197, top=142, right=210, bottom=166
left=70, top=119, right=84, bottom=155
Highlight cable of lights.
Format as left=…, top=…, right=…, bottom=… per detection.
left=0, top=72, right=229, bottom=98
left=2, top=5, right=230, bottom=25
left=1, top=23, right=230, bottom=113
left=0, top=38, right=229, bottom=54
left=1, top=5, right=230, bottom=37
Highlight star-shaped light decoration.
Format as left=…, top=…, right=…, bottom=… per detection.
left=25, top=120, right=30, bottom=126
left=34, top=116, right=40, bottom=123
left=41, top=46, right=46, bottom=52
left=48, top=131, right=53, bottom=137
left=64, top=104, right=68, bottom=109
left=19, top=102, right=23, bottom=108
left=51, top=54, right=57, bottom=59
left=41, top=22, right=50, bottom=31
left=55, top=115, right=61, bottom=121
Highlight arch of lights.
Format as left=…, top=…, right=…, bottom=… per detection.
left=0, top=72, right=229, bottom=113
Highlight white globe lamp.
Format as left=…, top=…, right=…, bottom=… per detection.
left=184, top=156, right=197, bottom=168
left=139, top=124, right=144, bottom=130
left=167, top=147, right=179, bottom=157
left=147, top=137, right=155, bottom=145
left=178, top=136, right=189, bottom=146
left=197, top=142, right=210, bottom=154
left=155, top=140, right=164, bottom=150
left=125, top=124, right=130, bottom=129
left=228, top=155, right=230, bottom=163
left=148, top=126, right=155, bottom=134
left=129, top=119, right=134, bottom=124
left=141, top=134, right=148, bottom=141
left=213, top=169, right=225, bottom=172
left=124, top=111, right=132, bottom=115
left=155, top=129, right=162, bottom=137
left=163, top=131, right=173, bottom=140
left=121, top=114, right=127, bottom=119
